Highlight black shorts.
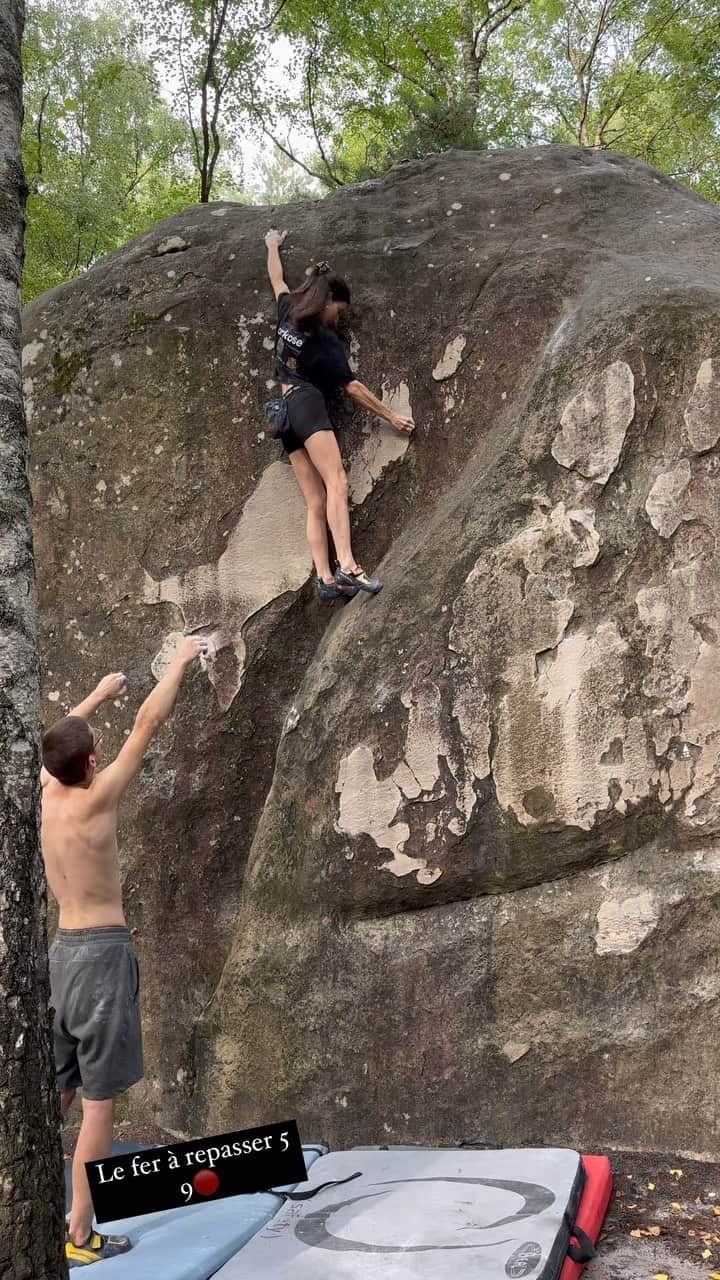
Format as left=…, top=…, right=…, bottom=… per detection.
left=281, top=384, right=337, bottom=455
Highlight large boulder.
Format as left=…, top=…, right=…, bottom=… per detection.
left=24, top=145, right=720, bottom=1155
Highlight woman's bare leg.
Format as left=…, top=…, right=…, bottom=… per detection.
left=303, top=431, right=355, bottom=572
left=289, top=447, right=333, bottom=582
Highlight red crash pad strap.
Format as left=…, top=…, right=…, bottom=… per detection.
left=560, top=1155, right=613, bottom=1280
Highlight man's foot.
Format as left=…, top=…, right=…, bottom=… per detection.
left=66, top=1230, right=132, bottom=1267
left=317, top=576, right=358, bottom=602
left=334, top=564, right=383, bottom=595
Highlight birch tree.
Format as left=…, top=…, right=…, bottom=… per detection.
left=0, top=0, right=66, bottom=1274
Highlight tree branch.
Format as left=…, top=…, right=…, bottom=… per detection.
left=378, top=45, right=442, bottom=103
left=473, top=0, right=528, bottom=56
left=178, top=18, right=202, bottom=175
left=71, top=232, right=83, bottom=275
left=554, top=102, right=577, bottom=133
left=251, top=111, right=338, bottom=188
left=206, top=75, right=225, bottom=195
left=198, top=0, right=232, bottom=199
left=30, top=88, right=50, bottom=190
left=579, top=0, right=613, bottom=78
left=121, top=144, right=174, bottom=202
left=575, top=2, right=612, bottom=143
left=305, top=43, right=342, bottom=187
left=256, top=0, right=291, bottom=33
left=594, top=0, right=695, bottom=139
left=412, top=33, right=457, bottom=102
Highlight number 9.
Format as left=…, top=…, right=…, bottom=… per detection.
left=181, top=1182, right=194, bottom=1203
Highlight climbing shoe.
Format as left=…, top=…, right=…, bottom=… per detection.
left=334, top=565, right=383, bottom=595
left=317, top=576, right=358, bottom=603
left=66, top=1230, right=132, bottom=1267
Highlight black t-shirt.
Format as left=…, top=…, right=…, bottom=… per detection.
left=273, top=293, right=355, bottom=399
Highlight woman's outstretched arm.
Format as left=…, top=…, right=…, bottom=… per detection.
left=265, top=228, right=289, bottom=300
left=345, top=379, right=415, bottom=433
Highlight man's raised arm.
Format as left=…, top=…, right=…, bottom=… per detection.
left=94, top=637, right=206, bottom=804
left=40, top=672, right=129, bottom=788
left=69, top=673, right=128, bottom=721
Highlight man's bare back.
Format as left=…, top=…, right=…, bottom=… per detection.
left=41, top=671, right=128, bottom=930
left=42, top=775, right=125, bottom=929
left=41, top=645, right=204, bottom=929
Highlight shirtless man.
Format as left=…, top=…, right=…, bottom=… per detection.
left=41, top=637, right=206, bottom=1267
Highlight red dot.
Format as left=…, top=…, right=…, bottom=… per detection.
left=192, top=1170, right=220, bottom=1197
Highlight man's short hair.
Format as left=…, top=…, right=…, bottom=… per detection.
left=42, top=716, right=94, bottom=786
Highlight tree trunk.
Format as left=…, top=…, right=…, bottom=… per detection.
left=0, top=2, right=67, bottom=1277
left=577, top=84, right=591, bottom=146
left=459, top=0, right=481, bottom=112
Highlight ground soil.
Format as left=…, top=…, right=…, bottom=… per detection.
left=582, top=1150, right=720, bottom=1280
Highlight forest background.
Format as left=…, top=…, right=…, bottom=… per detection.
left=21, top=0, right=720, bottom=301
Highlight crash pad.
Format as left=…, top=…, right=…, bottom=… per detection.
left=63, top=1141, right=326, bottom=1279
left=212, top=1147, right=587, bottom=1279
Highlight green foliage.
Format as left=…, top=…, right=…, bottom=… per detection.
left=21, top=1, right=197, bottom=302
left=271, top=0, right=720, bottom=198
left=270, top=0, right=529, bottom=182
left=386, top=99, right=485, bottom=163
left=489, top=0, right=720, bottom=198
left=247, top=145, right=320, bottom=205
left=20, top=0, right=720, bottom=305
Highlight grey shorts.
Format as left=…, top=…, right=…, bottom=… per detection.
left=49, top=926, right=143, bottom=1101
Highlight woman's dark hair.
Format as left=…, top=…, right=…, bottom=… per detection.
left=42, top=716, right=94, bottom=785
left=289, top=262, right=351, bottom=327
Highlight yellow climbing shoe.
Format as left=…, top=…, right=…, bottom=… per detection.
left=334, top=564, right=382, bottom=595
left=66, top=1229, right=132, bottom=1266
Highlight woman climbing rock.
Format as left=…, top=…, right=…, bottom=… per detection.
left=264, top=228, right=414, bottom=601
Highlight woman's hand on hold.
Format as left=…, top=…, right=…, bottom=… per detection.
left=265, top=228, right=287, bottom=248
left=390, top=411, right=415, bottom=433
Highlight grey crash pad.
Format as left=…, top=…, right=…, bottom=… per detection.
left=212, top=1147, right=585, bottom=1279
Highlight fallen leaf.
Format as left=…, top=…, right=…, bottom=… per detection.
left=648, top=1183, right=656, bottom=1190
left=714, top=1208, right=720, bottom=1218
left=702, top=1251, right=713, bottom=1261
left=669, top=1168, right=684, bottom=1177
left=672, top=1202, right=682, bottom=1210
left=629, top=1229, right=642, bottom=1239
left=647, top=1226, right=661, bottom=1237
left=707, top=1272, right=720, bottom=1279
left=653, top=1273, right=669, bottom=1280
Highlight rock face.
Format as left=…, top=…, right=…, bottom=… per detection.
left=23, top=145, right=720, bottom=1156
